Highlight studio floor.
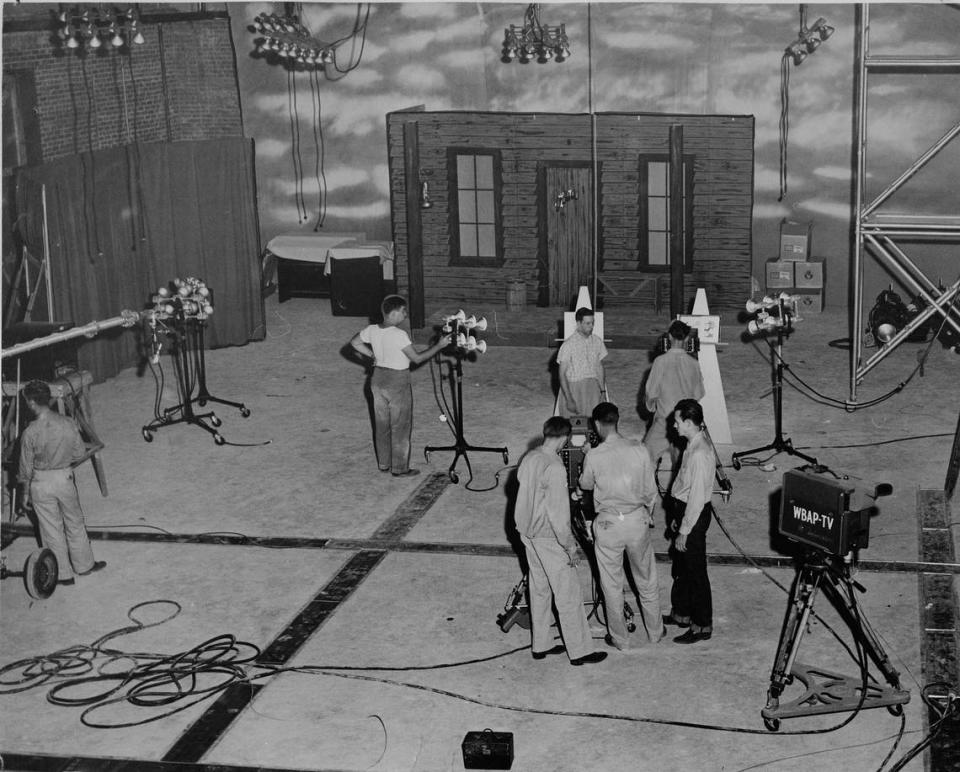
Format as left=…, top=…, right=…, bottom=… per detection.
left=0, top=290, right=957, bottom=772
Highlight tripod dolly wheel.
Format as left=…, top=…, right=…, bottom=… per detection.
left=887, top=704, right=904, bottom=717
left=240, top=407, right=251, bottom=418
left=214, top=434, right=225, bottom=446
left=449, top=470, right=459, bottom=484
left=142, top=428, right=154, bottom=442
left=763, top=717, right=780, bottom=732
left=731, top=456, right=742, bottom=471
left=502, top=451, right=509, bottom=465
left=210, top=415, right=222, bottom=427
left=24, top=548, right=58, bottom=599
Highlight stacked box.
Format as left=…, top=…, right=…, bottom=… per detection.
left=780, top=220, right=811, bottom=261
left=766, top=259, right=795, bottom=289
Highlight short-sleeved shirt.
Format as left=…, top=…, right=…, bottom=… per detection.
left=359, top=324, right=412, bottom=370
left=578, top=434, right=656, bottom=517
left=557, top=332, right=607, bottom=383
left=18, top=412, right=86, bottom=484
left=644, top=349, right=704, bottom=419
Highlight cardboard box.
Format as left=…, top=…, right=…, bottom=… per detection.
left=794, top=258, right=825, bottom=289
left=795, top=289, right=824, bottom=314
left=765, top=259, right=795, bottom=289
left=780, top=220, right=811, bottom=261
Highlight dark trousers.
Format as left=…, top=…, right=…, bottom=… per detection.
left=666, top=497, right=713, bottom=630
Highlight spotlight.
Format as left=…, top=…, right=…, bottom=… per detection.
left=868, top=289, right=909, bottom=346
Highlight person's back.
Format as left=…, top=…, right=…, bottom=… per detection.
left=18, top=380, right=104, bottom=585
left=643, top=320, right=704, bottom=466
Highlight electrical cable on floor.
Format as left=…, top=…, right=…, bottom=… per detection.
left=756, top=304, right=955, bottom=414
left=1, top=598, right=920, bottom=739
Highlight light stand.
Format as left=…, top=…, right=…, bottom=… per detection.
left=732, top=294, right=818, bottom=470
left=424, top=311, right=508, bottom=484
left=141, top=278, right=250, bottom=445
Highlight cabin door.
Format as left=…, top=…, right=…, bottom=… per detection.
left=545, top=165, right=592, bottom=307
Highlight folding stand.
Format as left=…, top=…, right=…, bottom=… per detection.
left=731, top=320, right=818, bottom=470
left=424, top=350, right=508, bottom=484
left=142, top=317, right=249, bottom=445
left=761, top=552, right=910, bottom=731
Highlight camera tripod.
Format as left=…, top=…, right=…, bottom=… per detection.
left=732, top=321, right=818, bottom=470
left=424, top=349, right=508, bottom=484
left=761, top=551, right=910, bottom=731
left=142, top=317, right=250, bottom=445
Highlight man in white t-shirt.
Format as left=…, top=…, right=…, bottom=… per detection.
left=350, top=295, right=451, bottom=477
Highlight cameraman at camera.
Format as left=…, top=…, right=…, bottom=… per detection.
left=578, top=402, right=663, bottom=651
left=514, top=416, right=607, bottom=666
left=642, top=319, right=705, bottom=472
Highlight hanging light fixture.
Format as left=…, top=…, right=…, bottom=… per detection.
left=784, top=6, right=833, bottom=67
left=250, top=11, right=337, bottom=70
left=55, top=6, right=145, bottom=53
left=502, top=4, right=570, bottom=64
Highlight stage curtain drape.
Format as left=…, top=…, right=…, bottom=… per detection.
left=13, top=137, right=264, bottom=382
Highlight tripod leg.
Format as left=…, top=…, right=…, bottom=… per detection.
left=762, top=564, right=821, bottom=729
left=820, top=573, right=904, bottom=693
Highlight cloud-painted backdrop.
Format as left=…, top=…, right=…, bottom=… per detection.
left=231, top=2, right=959, bottom=307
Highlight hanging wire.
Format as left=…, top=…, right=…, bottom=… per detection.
left=286, top=68, right=306, bottom=223
left=778, top=51, right=791, bottom=201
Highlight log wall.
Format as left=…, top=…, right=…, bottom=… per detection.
left=386, top=110, right=754, bottom=314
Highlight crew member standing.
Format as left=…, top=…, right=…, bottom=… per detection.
left=350, top=295, right=451, bottom=477
left=514, top=416, right=607, bottom=666
left=557, top=307, right=608, bottom=417
left=578, top=402, right=663, bottom=650
left=642, top=319, right=704, bottom=469
left=664, top=398, right=715, bottom=644
left=18, top=380, right=106, bottom=585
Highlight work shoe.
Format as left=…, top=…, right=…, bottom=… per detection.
left=662, top=614, right=691, bottom=628
left=78, top=561, right=107, bottom=576
left=570, top=651, right=607, bottom=666
left=531, top=644, right=565, bottom=660
left=673, top=629, right=712, bottom=644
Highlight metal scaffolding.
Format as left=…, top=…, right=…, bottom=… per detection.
left=849, top=4, right=960, bottom=402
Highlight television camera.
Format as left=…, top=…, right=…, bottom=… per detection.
left=657, top=326, right=700, bottom=356
left=761, top=467, right=908, bottom=730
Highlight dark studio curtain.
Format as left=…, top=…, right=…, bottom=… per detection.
left=13, top=137, right=265, bottom=382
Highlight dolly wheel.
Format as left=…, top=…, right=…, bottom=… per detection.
left=24, top=548, right=58, bottom=599
left=763, top=717, right=780, bottom=732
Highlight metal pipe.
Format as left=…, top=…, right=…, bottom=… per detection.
left=1, top=310, right=143, bottom=360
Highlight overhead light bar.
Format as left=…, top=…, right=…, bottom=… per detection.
left=784, top=7, right=833, bottom=66
left=502, top=3, right=570, bottom=64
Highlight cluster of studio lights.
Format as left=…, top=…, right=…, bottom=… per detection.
left=56, top=6, right=144, bottom=51
left=785, top=14, right=834, bottom=65
left=442, top=310, right=489, bottom=354
left=744, top=293, right=801, bottom=336
left=251, top=13, right=336, bottom=68
left=502, top=3, right=570, bottom=64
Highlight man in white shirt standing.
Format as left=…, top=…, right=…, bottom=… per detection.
left=350, top=295, right=450, bottom=477
left=578, top=402, right=663, bottom=651
left=557, top=307, right=608, bottom=417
